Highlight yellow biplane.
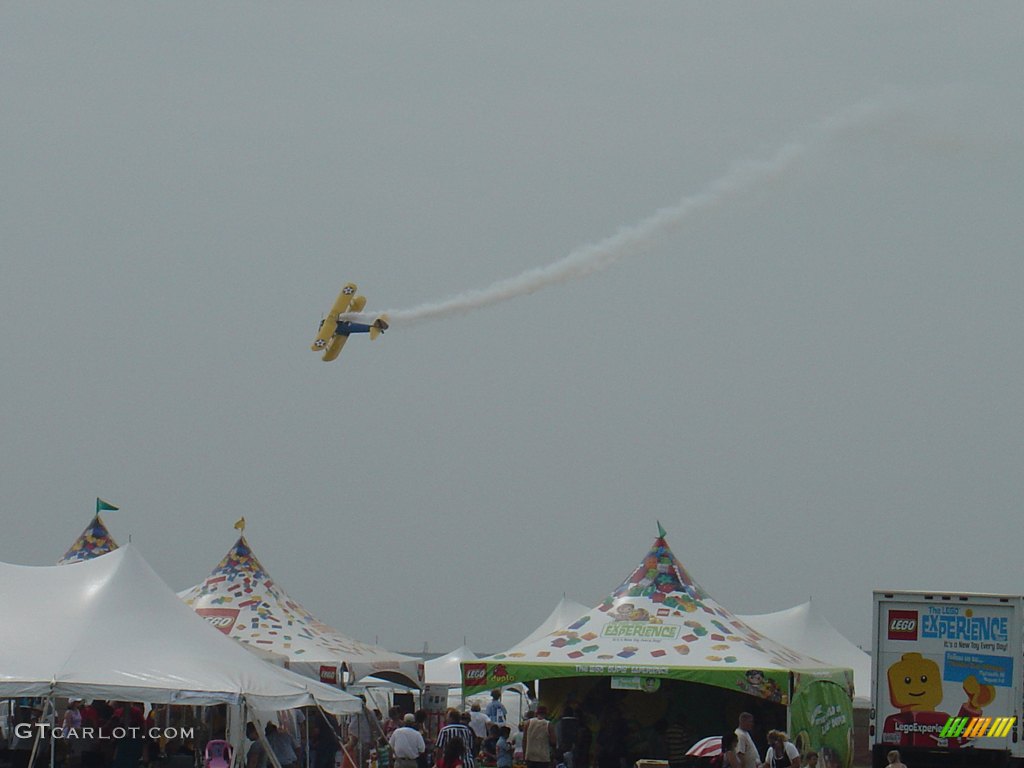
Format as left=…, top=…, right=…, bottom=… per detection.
left=310, top=283, right=388, bottom=362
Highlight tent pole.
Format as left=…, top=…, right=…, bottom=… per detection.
left=243, top=699, right=285, bottom=768
left=230, top=701, right=242, bottom=768
left=305, top=710, right=310, bottom=768
left=49, top=702, right=55, bottom=768
left=28, top=698, right=53, bottom=768
left=314, top=704, right=356, bottom=768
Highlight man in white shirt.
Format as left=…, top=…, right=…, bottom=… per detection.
left=735, top=712, right=760, bottom=768
left=389, top=715, right=425, bottom=768
left=468, top=704, right=490, bottom=748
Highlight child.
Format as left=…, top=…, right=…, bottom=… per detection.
left=376, top=737, right=393, bottom=768
left=886, top=750, right=907, bottom=768
left=437, top=738, right=465, bottom=768
left=803, top=750, right=817, bottom=768
left=496, top=728, right=513, bottom=768
left=480, top=725, right=499, bottom=767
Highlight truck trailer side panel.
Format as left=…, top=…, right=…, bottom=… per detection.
left=872, top=591, right=1024, bottom=768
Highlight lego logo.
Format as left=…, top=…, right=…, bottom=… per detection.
left=888, top=610, right=919, bottom=640
left=196, top=608, right=239, bottom=635
left=463, top=663, right=487, bottom=683
left=320, top=666, right=338, bottom=684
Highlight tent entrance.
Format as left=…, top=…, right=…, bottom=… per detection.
left=534, top=677, right=786, bottom=767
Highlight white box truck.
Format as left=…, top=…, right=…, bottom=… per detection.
left=872, top=591, right=1024, bottom=767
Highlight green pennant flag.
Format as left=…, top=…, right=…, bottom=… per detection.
left=657, top=520, right=667, bottom=538
left=97, top=498, right=120, bottom=513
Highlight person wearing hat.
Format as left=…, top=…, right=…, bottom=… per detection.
left=389, top=715, right=425, bottom=768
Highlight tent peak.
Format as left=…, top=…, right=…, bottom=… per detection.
left=605, top=532, right=708, bottom=610
left=59, top=513, right=120, bottom=565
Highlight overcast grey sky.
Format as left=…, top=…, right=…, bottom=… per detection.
left=2, top=3, right=1022, bottom=656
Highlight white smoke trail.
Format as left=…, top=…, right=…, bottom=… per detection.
left=348, top=95, right=890, bottom=328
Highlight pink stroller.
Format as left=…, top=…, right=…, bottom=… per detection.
left=204, top=740, right=234, bottom=768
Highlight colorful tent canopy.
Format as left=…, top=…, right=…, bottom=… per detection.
left=461, top=531, right=853, bottom=701
left=738, top=601, right=871, bottom=708
left=58, top=514, right=118, bottom=564
left=0, top=545, right=361, bottom=713
left=181, top=536, right=423, bottom=688
left=461, top=530, right=855, bottom=765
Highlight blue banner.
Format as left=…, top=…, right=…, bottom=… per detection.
left=944, top=652, right=1013, bottom=687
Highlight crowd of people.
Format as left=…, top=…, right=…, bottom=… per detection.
left=713, top=712, right=846, bottom=768
left=239, top=690, right=513, bottom=768
left=3, top=692, right=871, bottom=768
left=1, top=699, right=197, bottom=768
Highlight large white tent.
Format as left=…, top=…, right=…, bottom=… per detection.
left=181, top=536, right=422, bottom=688
left=513, top=596, right=591, bottom=648
left=425, top=645, right=479, bottom=687
left=0, top=545, right=360, bottom=713
left=738, top=601, right=872, bottom=708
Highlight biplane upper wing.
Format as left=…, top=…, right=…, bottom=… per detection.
left=311, top=283, right=357, bottom=353
left=320, top=295, right=366, bottom=362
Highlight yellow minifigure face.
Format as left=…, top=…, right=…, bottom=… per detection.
left=888, top=652, right=943, bottom=711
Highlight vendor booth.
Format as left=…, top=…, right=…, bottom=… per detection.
left=462, top=527, right=855, bottom=767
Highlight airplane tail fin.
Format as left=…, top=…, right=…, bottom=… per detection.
left=369, top=315, right=389, bottom=340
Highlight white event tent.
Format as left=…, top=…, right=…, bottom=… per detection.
left=738, top=601, right=872, bottom=708
left=513, top=596, right=591, bottom=648
left=425, top=646, right=479, bottom=687
left=0, top=545, right=361, bottom=714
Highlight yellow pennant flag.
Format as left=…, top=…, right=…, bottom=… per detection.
left=233, top=517, right=246, bottom=532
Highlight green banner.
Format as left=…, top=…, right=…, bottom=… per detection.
left=789, top=679, right=854, bottom=768
left=462, top=660, right=794, bottom=701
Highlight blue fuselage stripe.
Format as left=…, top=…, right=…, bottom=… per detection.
left=334, top=321, right=373, bottom=336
